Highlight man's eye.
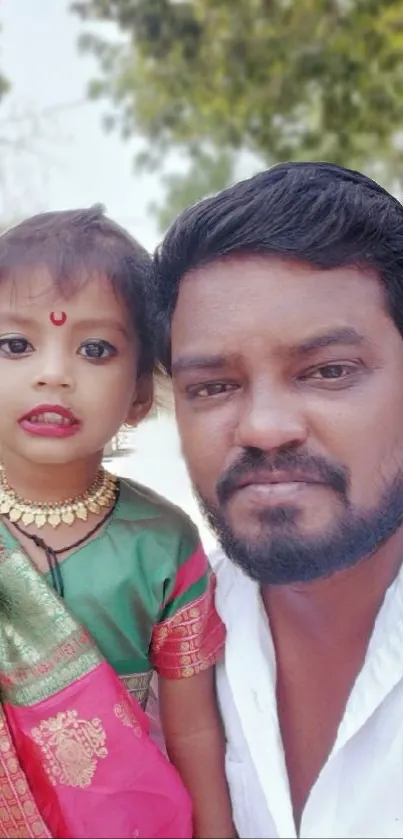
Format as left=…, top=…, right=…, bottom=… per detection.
left=188, top=382, right=237, bottom=399
left=78, top=340, right=116, bottom=360
left=310, top=364, right=354, bottom=380
left=0, top=337, right=32, bottom=356
left=300, top=362, right=360, bottom=385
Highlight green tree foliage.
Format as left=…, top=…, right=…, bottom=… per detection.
left=73, top=0, right=403, bottom=227
left=0, top=27, right=9, bottom=105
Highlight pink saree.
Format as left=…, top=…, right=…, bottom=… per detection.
left=0, top=542, right=192, bottom=838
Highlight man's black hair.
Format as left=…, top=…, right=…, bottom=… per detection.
left=153, top=161, right=403, bottom=372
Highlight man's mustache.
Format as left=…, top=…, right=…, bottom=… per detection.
left=216, top=448, right=349, bottom=505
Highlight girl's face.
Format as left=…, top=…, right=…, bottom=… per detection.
left=0, top=268, right=152, bottom=470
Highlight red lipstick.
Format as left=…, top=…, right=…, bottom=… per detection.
left=19, top=404, right=80, bottom=438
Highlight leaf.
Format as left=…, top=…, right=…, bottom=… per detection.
left=72, top=0, right=403, bottom=228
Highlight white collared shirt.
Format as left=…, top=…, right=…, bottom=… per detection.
left=210, top=548, right=403, bottom=839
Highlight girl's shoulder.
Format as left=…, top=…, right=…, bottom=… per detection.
left=115, top=476, right=200, bottom=562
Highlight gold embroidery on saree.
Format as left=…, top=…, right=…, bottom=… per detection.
left=31, top=710, right=108, bottom=788
left=151, top=590, right=225, bottom=678
left=119, top=671, right=152, bottom=709
left=0, top=547, right=102, bottom=706
left=0, top=710, right=50, bottom=838
left=114, top=698, right=142, bottom=736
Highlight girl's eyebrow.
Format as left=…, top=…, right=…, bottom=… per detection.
left=0, top=313, right=35, bottom=328
left=0, top=313, right=130, bottom=337
left=74, top=317, right=129, bottom=336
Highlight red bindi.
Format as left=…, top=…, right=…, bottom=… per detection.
left=49, top=311, right=67, bottom=327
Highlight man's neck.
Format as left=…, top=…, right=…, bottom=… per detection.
left=262, top=530, right=403, bottom=651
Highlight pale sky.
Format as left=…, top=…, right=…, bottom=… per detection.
left=0, top=0, right=161, bottom=249
left=0, top=2, right=228, bottom=545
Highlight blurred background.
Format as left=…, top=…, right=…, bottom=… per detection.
left=2, top=0, right=403, bottom=545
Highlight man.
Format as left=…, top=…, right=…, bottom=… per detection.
left=152, top=162, right=403, bottom=838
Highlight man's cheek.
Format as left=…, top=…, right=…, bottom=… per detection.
left=350, top=450, right=401, bottom=509
left=190, top=451, right=219, bottom=494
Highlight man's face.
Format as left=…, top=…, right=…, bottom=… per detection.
left=171, top=256, right=403, bottom=585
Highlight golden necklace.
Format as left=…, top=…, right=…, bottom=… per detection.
left=0, top=465, right=119, bottom=529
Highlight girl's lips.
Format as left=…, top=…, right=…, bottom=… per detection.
left=20, top=404, right=78, bottom=422
left=24, top=411, right=75, bottom=426
left=19, top=405, right=80, bottom=437
left=19, top=418, right=80, bottom=438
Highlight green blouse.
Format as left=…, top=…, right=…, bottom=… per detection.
left=0, top=477, right=224, bottom=707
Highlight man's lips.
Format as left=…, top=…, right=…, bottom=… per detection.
left=234, top=470, right=324, bottom=489
left=228, top=471, right=326, bottom=505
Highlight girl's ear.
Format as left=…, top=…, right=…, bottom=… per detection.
left=125, top=374, right=154, bottom=427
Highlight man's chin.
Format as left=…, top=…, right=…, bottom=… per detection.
left=223, top=490, right=346, bottom=539
left=197, top=481, right=403, bottom=585
left=210, top=526, right=351, bottom=586
left=211, top=505, right=327, bottom=553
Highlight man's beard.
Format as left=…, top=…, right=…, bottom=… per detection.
left=194, top=449, right=403, bottom=585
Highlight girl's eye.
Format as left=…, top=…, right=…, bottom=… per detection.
left=78, top=340, right=117, bottom=360
left=0, top=337, right=33, bottom=357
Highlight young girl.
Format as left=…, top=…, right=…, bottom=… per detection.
left=0, top=207, right=234, bottom=839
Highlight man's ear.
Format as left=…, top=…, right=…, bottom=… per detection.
left=125, top=374, right=154, bottom=427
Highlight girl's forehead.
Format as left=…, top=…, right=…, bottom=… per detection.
left=0, top=267, right=123, bottom=312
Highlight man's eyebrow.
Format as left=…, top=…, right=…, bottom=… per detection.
left=171, top=329, right=366, bottom=374
left=292, top=327, right=366, bottom=356
left=172, top=354, right=233, bottom=376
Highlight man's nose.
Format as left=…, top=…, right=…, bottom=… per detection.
left=234, top=386, right=308, bottom=452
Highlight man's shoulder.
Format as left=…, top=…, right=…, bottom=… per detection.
left=208, top=544, right=226, bottom=571
left=209, top=544, right=238, bottom=578
left=208, top=546, right=253, bottom=614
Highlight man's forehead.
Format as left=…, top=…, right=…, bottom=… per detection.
left=180, top=253, right=382, bottom=295
left=173, top=256, right=388, bottom=346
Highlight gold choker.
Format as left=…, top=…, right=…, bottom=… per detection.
left=0, top=465, right=119, bottom=528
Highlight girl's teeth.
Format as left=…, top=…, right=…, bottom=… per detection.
left=29, top=412, right=73, bottom=425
